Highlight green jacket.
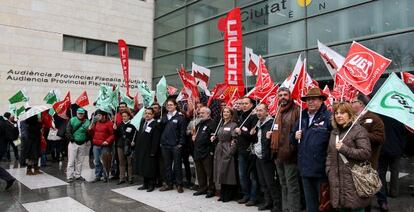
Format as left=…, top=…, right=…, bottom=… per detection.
left=66, top=117, right=91, bottom=145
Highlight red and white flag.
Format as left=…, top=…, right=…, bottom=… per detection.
left=75, top=91, right=89, bottom=107
left=336, top=41, right=392, bottom=95
left=207, top=83, right=228, bottom=106
left=218, top=7, right=245, bottom=96
left=317, top=40, right=345, bottom=77
left=402, top=72, right=414, bottom=87
left=192, top=62, right=211, bottom=96
left=322, top=85, right=333, bottom=108
left=262, top=85, right=280, bottom=116
left=53, top=91, right=71, bottom=118
left=167, top=85, right=178, bottom=95
left=282, top=54, right=303, bottom=90
left=246, top=56, right=274, bottom=99
left=245, top=47, right=260, bottom=76
left=118, top=39, right=130, bottom=96
left=178, top=66, right=199, bottom=103
left=332, top=74, right=358, bottom=102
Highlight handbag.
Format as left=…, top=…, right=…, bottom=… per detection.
left=338, top=136, right=382, bottom=198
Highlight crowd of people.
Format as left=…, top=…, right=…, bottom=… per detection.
left=1, top=86, right=414, bottom=212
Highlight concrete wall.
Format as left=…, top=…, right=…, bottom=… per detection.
left=0, top=0, right=154, bottom=112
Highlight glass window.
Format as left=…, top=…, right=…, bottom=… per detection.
left=153, top=52, right=185, bottom=78
left=155, top=8, right=186, bottom=37
left=186, top=42, right=224, bottom=68
left=129, top=46, right=145, bottom=60
left=208, top=66, right=225, bottom=87
left=63, top=36, right=84, bottom=53
left=241, top=0, right=305, bottom=33
left=244, top=20, right=306, bottom=57
left=266, top=52, right=304, bottom=83
left=307, top=0, right=414, bottom=47
left=155, top=0, right=186, bottom=18
left=106, top=43, right=119, bottom=57
left=187, top=0, right=233, bottom=25
left=155, top=30, right=186, bottom=57
left=153, top=74, right=183, bottom=90
left=86, top=40, right=105, bottom=56
left=236, top=0, right=256, bottom=6
left=186, top=16, right=224, bottom=48
left=306, top=0, right=372, bottom=16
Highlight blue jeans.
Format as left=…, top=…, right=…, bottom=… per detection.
left=238, top=153, right=257, bottom=201
left=161, top=146, right=183, bottom=186
left=93, top=146, right=111, bottom=179
left=302, top=176, right=327, bottom=212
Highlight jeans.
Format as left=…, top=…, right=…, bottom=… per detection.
left=276, top=162, right=301, bottom=212
left=93, top=146, right=111, bottom=179
left=302, top=176, right=327, bottom=212
left=161, top=146, right=183, bottom=186
left=238, top=153, right=257, bottom=201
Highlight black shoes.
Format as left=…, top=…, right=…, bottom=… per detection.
left=117, top=181, right=126, bottom=185
left=245, top=200, right=257, bottom=206
left=237, top=196, right=249, bottom=204
left=75, top=176, right=85, bottom=181
left=258, top=203, right=272, bottom=211
left=205, top=191, right=215, bottom=198
left=147, top=186, right=155, bottom=192
left=159, top=184, right=173, bottom=191
left=138, top=185, right=148, bottom=190
left=193, top=190, right=207, bottom=196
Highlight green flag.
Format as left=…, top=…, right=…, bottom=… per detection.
left=121, top=91, right=134, bottom=109
left=9, top=90, right=29, bottom=104
left=131, top=107, right=145, bottom=129
left=8, top=104, right=17, bottom=116
left=156, top=76, right=168, bottom=106
left=96, top=85, right=115, bottom=114
left=366, top=73, right=414, bottom=129
left=111, top=86, right=120, bottom=110
left=43, top=90, right=58, bottom=104
left=16, top=106, right=25, bottom=117
left=138, top=82, right=154, bottom=108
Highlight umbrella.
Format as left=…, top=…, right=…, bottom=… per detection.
left=18, top=105, right=51, bottom=121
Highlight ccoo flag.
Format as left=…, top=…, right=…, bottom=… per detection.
left=366, top=73, right=414, bottom=129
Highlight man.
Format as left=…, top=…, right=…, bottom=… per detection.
left=159, top=99, right=186, bottom=193
left=267, top=87, right=300, bottom=212
left=220, top=101, right=227, bottom=112
left=89, top=110, right=114, bottom=182
left=192, top=107, right=216, bottom=198
left=3, top=113, right=19, bottom=161
left=351, top=93, right=385, bottom=212
left=151, top=103, right=162, bottom=120
left=291, top=87, right=331, bottom=212
left=253, top=104, right=281, bottom=211
left=235, top=97, right=258, bottom=205
left=151, top=102, right=164, bottom=187
left=112, top=102, right=129, bottom=180
left=234, top=98, right=243, bottom=116
left=66, top=108, right=91, bottom=183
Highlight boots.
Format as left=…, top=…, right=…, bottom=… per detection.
left=33, top=165, right=43, bottom=175
left=26, top=165, right=35, bottom=175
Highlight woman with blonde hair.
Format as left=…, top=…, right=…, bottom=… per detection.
left=326, top=102, right=371, bottom=212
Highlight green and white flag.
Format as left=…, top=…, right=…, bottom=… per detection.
left=9, top=90, right=29, bottom=104
left=137, top=81, right=154, bottom=108
left=16, top=106, right=25, bottom=117
left=121, top=91, right=134, bottom=109
left=130, top=107, right=145, bottom=129
left=43, top=90, right=58, bottom=104
left=366, top=73, right=414, bottom=129
left=156, top=76, right=168, bottom=106
left=111, top=85, right=120, bottom=110
left=96, top=85, right=115, bottom=113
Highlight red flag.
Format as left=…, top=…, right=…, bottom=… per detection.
left=178, top=66, right=199, bottom=102
left=218, top=7, right=245, bottom=96
left=207, top=83, right=228, bottom=106
left=262, top=85, right=279, bottom=116
left=336, top=41, right=391, bottom=95
left=402, top=72, right=414, bottom=87
left=332, top=74, right=357, bottom=101
left=41, top=111, right=53, bottom=129
left=118, top=39, right=130, bottom=96
left=75, top=91, right=89, bottom=107
left=226, top=87, right=240, bottom=108
left=246, top=56, right=274, bottom=99
left=167, top=85, right=178, bottom=95
left=53, top=92, right=71, bottom=117
left=134, top=93, right=139, bottom=111
left=322, top=85, right=333, bottom=108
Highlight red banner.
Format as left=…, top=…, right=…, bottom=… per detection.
left=402, top=72, right=414, bottom=87
left=53, top=92, right=71, bottom=118
left=75, top=91, right=89, bottom=107
left=218, top=7, right=244, bottom=96
left=337, top=41, right=391, bottom=95
left=118, top=39, right=130, bottom=97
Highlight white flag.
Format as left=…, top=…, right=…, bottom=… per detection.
left=317, top=40, right=345, bottom=78
left=192, top=62, right=211, bottom=96
left=245, top=47, right=260, bottom=76
left=282, top=54, right=303, bottom=91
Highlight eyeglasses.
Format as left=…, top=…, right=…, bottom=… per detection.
left=351, top=100, right=361, bottom=104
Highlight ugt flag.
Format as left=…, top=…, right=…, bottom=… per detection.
left=402, top=72, right=414, bottom=87
left=366, top=73, right=414, bottom=129
left=245, top=47, right=259, bottom=76
left=336, top=41, right=391, bottom=95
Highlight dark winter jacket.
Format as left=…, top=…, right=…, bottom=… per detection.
left=236, top=108, right=258, bottom=154
left=252, top=116, right=274, bottom=161
left=193, top=118, right=217, bottom=161
left=160, top=111, right=186, bottom=147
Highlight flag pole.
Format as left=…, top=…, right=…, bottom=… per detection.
left=270, top=102, right=282, bottom=129
left=213, top=118, right=223, bottom=136
left=337, top=107, right=367, bottom=144
left=401, top=71, right=404, bottom=82
left=239, top=87, right=274, bottom=128
left=298, top=58, right=307, bottom=144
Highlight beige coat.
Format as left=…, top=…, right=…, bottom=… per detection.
left=326, top=123, right=371, bottom=209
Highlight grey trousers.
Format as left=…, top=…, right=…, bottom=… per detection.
left=276, top=162, right=301, bottom=212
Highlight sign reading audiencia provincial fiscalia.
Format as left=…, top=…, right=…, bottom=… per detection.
left=6, top=69, right=143, bottom=88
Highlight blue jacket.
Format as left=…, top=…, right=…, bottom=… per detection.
left=160, top=112, right=186, bottom=147
left=291, top=104, right=332, bottom=178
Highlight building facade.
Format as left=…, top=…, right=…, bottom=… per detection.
left=0, top=0, right=154, bottom=112
left=153, top=0, right=414, bottom=89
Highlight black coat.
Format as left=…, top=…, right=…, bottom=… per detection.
left=20, top=116, right=42, bottom=160
left=159, top=112, right=186, bottom=147
left=380, top=115, right=409, bottom=157
left=193, top=118, right=217, bottom=161
left=236, top=108, right=258, bottom=154
left=3, top=120, right=19, bottom=142
left=115, top=122, right=136, bottom=148
left=252, top=117, right=274, bottom=161
left=134, top=119, right=161, bottom=178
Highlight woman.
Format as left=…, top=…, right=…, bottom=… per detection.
left=20, top=112, right=42, bottom=175
left=211, top=107, right=238, bottom=202
left=326, top=102, right=371, bottom=212
left=115, top=111, right=136, bottom=184
left=134, top=108, right=161, bottom=192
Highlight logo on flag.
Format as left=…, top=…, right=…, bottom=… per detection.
left=192, top=63, right=211, bottom=96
